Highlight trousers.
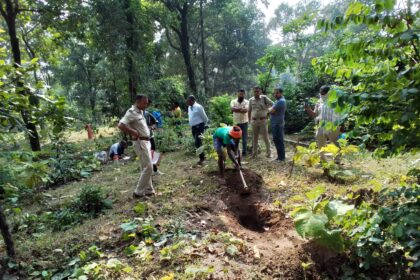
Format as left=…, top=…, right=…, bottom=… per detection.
left=251, top=119, right=271, bottom=157
left=271, top=123, right=285, bottom=160
left=237, top=122, right=248, bottom=156
left=191, top=122, right=205, bottom=161
left=133, top=140, right=154, bottom=195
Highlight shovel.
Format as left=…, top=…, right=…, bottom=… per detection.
left=239, top=169, right=248, bottom=190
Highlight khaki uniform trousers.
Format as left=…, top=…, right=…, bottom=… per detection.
left=133, top=140, right=155, bottom=195
left=251, top=119, right=271, bottom=157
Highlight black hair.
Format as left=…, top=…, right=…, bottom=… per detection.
left=253, top=86, right=261, bottom=90
left=187, top=95, right=196, bottom=101
left=174, top=101, right=180, bottom=106
left=275, top=88, right=283, bottom=93
left=135, top=94, right=148, bottom=101
left=238, top=89, right=245, bottom=93
left=320, top=85, right=330, bottom=94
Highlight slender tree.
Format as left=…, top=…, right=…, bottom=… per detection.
left=0, top=0, right=41, bottom=151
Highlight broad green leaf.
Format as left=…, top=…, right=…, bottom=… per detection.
left=305, top=185, right=326, bottom=200
left=324, top=200, right=354, bottom=219
left=120, top=222, right=137, bottom=232
left=294, top=212, right=328, bottom=238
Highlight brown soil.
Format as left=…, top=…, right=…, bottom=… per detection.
left=200, top=169, right=310, bottom=279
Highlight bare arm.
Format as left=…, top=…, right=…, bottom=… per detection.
left=227, top=145, right=240, bottom=168
left=305, top=106, right=317, bottom=118
left=118, top=122, right=139, bottom=139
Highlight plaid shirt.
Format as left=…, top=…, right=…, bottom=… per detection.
left=314, top=98, right=342, bottom=134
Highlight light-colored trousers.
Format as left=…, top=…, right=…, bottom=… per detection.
left=315, top=128, right=341, bottom=148
left=251, top=119, right=271, bottom=157
left=133, top=140, right=154, bottom=195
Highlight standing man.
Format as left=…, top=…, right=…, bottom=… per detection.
left=269, top=88, right=287, bottom=161
left=187, top=95, right=209, bottom=165
left=118, top=95, right=155, bottom=198
left=230, top=89, right=249, bottom=156
left=144, top=100, right=164, bottom=176
left=305, top=85, right=342, bottom=149
left=248, top=86, right=274, bottom=158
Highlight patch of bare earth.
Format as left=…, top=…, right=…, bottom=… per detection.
left=185, top=168, right=323, bottom=279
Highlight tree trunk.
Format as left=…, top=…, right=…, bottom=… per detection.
left=0, top=204, right=15, bottom=258
left=1, top=0, right=41, bottom=151
left=199, top=0, right=208, bottom=96
left=123, top=0, right=138, bottom=103
left=178, top=3, right=197, bottom=94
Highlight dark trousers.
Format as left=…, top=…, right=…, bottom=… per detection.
left=237, top=122, right=248, bottom=156
left=191, top=122, right=205, bottom=161
left=271, top=124, right=285, bottom=161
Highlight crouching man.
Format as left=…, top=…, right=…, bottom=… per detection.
left=213, top=126, right=243, bottom=181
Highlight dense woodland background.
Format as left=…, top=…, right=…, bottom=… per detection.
left=0, top=0, right=419, bottom=279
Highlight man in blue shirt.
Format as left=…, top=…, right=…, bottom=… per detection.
left=187, top=95, right=209, bottom=165
left=109, top=140, right=127, bottom=160
left=269, top=88, right=287, bottom=161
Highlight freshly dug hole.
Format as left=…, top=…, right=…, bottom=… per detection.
left=222, top=169, right=284, bottom=232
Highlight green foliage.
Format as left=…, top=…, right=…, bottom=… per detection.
left=338, top=185, right=420, bottom=272
left=291, top=186, right=353, bottom=252
left=13, top=185, right=111, bottom=234
left=315, top=0, right=420, bottom=155
left=196, top=128, right=217, bottom=160
left=72, top=185, right=112, bottom=215
left=291, top=183, right=420, bottom=276
left=208, top=94, right=233, bottom=126
left=294, top=139, right=360, bottom=180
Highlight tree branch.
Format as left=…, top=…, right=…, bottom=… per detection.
left=165, top=30, right=181, bottom=52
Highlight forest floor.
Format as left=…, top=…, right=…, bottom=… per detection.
left=3, top=129, right=418, bottom=280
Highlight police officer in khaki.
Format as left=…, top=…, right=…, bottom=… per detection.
left=248, top=86, right=274, bottom=158
left=118, top=95, right=155, bottom=198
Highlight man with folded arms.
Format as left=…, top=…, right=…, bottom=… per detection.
left=248, top=86, right=274, bottom=158
left=118, top=95, right=155, bottom=198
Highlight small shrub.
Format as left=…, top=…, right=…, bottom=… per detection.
left=208, top=94, right=233, bottom=126
left=72, top=185, right=112, bottom=215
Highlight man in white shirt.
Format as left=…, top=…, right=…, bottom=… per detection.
left=118, top=95, right=155, bottom=198
left=305, top=85, right=342, bottom=149
left=230, top=89, right=249, bottom=156
left=187, top=95, right=209, bottom=165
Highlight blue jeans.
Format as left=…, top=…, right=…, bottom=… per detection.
left=271, top=124, right=285, bottom=160
left=237, top=122, right=248, bottom=156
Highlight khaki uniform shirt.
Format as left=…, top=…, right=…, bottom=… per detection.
left=249, top=95, right=273, bottom=119
left=230, top=99, right=249, bottom=124
left=119, top=105, right=150, bottom=138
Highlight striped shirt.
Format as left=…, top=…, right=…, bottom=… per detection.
left=314, top=97, right=342, bottom=134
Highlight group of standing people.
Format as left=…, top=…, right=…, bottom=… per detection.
left=117, top=84, right=341, bottom=198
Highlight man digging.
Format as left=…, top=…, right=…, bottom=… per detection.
left=213, top=126, right=243, bottom=184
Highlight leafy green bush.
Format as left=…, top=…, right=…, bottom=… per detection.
left=294, top=139, right=359, bottom=180
left=291, top=186, right=353, bottom=252
left=209, top=94, right=233, bottom=126
left=291, top=184, right=420, bottom=277
left=72, top=185, right=112, bottom=215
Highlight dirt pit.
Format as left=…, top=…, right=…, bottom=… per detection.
left=220, top=169, right=286, bottom=232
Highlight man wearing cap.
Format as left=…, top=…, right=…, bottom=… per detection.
left=269, top=88, right=287, bottom=161
left=187, top=95, right=209, bottom=165
left=230, top=89, right=249, bottom=156
left=118, top=95, right=155, bottom=198
left=213, top=126, right=243, bottom=179
left=248, top=86, right=274, bottom=158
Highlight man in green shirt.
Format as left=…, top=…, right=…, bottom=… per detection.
left=213, top=126, right=243, bottom=180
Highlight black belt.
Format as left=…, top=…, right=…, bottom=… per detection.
left=137, top=137, right=150, bottom=141
left=192, top=122, right=204, bottom=128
